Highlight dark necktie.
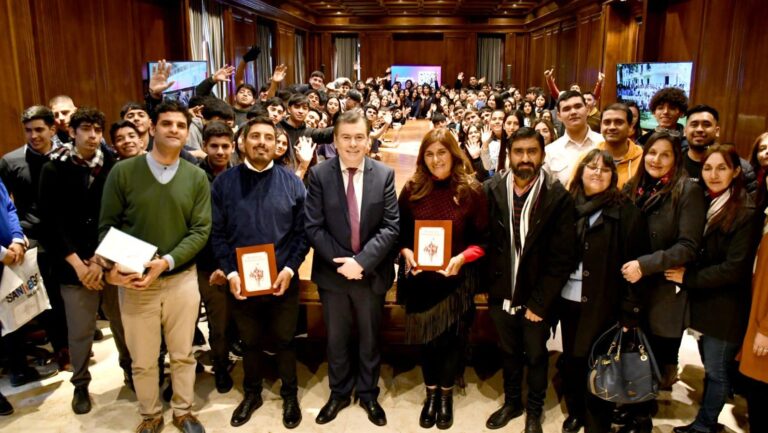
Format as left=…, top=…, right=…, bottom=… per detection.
left=346, top=167, right=360, bottom=254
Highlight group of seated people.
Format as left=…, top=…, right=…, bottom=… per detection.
left=0, top=52, right=766, bottom=433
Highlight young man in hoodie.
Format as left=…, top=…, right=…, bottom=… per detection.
left=597, top=103, right=643, bottom=189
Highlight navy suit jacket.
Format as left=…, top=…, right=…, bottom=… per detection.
left=305, top=156, right=399, bottom=295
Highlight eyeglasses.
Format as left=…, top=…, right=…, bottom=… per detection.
left=585, top=164, right=611, bottom=174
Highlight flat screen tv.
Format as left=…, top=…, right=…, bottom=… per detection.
left=143, top=61, right=208, bottom=105
left=390, top=65, right=442, bottom=86
left=616, top=62, right=693, bottom=131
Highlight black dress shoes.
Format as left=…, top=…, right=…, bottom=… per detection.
left=562, top=415, right=583, bottom=433
left=315, top=397, right=351, bottom=424
left=0, top=392, right=13, bottom=416
left=486, top=401, right=524, bottom=429
left=419, top=388, right=438, bottom=428
left=214, top=370, right=233, bottom=394
left=359, top=399, right=387, bottom=426
left=72, top=386, right=91, bottom=414
left=525, top=413, right=544, bottom=433
left=617, top=416, right=653, bottom=433
left=230, top=392, right=263, bottom=427
left=673, top=423, right=716, bottom=433
left=282, top=395, right=302, bottom=429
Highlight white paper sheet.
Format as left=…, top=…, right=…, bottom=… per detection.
left=95, top=227, right=158, bottom=274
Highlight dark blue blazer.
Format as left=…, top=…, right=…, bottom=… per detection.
left=305, top=156, right=399, bottom=295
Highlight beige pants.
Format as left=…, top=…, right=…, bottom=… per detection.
left=120, top=266, right=200, bottom=418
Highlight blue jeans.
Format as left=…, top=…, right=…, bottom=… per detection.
left=693, top=335, right=740, bottom=431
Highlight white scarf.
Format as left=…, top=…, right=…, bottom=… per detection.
left=504, top=172, right=545, bottom=313
left=705, top=188, right=731, bottom=233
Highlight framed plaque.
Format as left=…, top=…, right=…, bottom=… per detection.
left=236, top=244, right=279, bottom=297
left=414, top=220, right=452, bottom=271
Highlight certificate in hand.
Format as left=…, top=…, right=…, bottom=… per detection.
left=95, top=227, right=158, bottom=274
left=414, top=220, right=452, bottom=271
left=236, top=244, right=279, bottom=297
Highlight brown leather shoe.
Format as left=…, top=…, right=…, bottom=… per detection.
left=136, top=416, right=163, bottom=433
left=172, top=413, right=205, bottom=433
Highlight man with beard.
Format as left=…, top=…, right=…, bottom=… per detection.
left=210, top=117, right=309, bottom=428
left=483, top=127, right=578, bottom=433
left=545, top=91, right=604, bottom=187
left=682, top=104, right=756, bottom=191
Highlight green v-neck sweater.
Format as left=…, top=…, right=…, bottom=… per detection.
left=98, top=154, right=211, bottom=274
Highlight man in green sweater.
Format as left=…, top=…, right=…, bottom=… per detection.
left=99, top=100, right=211, bottom=433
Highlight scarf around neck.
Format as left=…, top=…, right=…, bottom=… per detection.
left=51, top=143, right=104, bottom=187
left=705, top=188, right=731, bottom=233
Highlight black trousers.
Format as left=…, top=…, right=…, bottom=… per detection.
left=197, top=270, right=232, bottom=370
left=232, top=285, right=299, bottom=398
left=559, top=299, right=589, bottom=421
left=35, top=247, right=68, bottom=352
left=421, top=321, right=463, bottom=389
left=319, top=287, right=385, bottom=402
left=489, top=305, right=551, bottom=415
left=743, top=374, right=768, bottom=433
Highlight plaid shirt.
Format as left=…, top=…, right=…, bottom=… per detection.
left=50, top=143, right=104, bottom=187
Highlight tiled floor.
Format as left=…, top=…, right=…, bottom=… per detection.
left=0, top=323, right=749, bottom=433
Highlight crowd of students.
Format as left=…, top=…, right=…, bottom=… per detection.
left=0, top=54, right=766, bottom=433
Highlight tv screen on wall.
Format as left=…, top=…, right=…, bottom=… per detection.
left=143, top=61, right=208, bottom=105
left=390, top=65, right=442, bottom=86
left=616, top=62, right=693, bottom=131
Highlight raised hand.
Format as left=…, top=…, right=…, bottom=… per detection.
left=149, top=59, right=174, bottom=97
left=478, top=76, right=486, bottom=84
left=382, top=111, right=393, bottom=125
left=466, top=137, right=481, bottom=159
left=189, top=105, right=204, bottom=119
left=272, top=64, right=288, bottom=83
left=598, top=72, right=605, bottom=82
left=295, top=136, right=317, bottom=166
left=457, top=72, right=464, bottom=80
left=212, top=64, right=236, bottom=83
left=481, top=124, right=492, bottom=145
left=544, top=68, right=554, bottom=78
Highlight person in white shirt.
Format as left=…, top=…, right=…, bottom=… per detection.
left=544, top=91, right=604, bottom=187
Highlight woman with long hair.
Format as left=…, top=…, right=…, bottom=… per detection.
left=494, top=111, right=525, bottom=173
left=532, top=118, right=558, bottom=146
left=520, top=100, right=536, bottom=127
left=479, top=109, right=506, bottom=176
left=325, top=96, right=342, bottom=126
left=398, top=128, right=488, bottom=430
left=666, top=145, right=762, bottom=433
left=458, top=121, right=488, bottom=181
left=559, top=149, right=649, bottom=433
left=619, top=131, right=706, bottom=433
left=739, top=132, right=768, bottom=433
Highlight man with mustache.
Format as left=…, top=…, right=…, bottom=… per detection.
left=483, top=127, right=578, bottom=433
left=544, top=91, right=604, bottom=187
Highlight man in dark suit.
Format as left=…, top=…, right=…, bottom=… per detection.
left=305, top=110, right=399, bottom=427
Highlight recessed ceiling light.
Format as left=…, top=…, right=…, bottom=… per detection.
left=336, top=11, right=341, bottom=14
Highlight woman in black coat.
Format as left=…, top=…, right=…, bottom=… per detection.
left=559, top=149, right=649, bottom=433
left=666, top=145, right=762, bottom=433
left=619, top=131, right=706, bottom=433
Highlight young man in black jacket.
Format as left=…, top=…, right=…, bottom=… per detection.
left=39, top=107, right=116, bottom=414
left=482, top=127, right=578, bottom=433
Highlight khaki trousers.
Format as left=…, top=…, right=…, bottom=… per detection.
left=120, top=266, right=200, bottom=418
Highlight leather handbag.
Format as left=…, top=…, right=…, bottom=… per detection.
left=588, top=324, right=661, bottom=404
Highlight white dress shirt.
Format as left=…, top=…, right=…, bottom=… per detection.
left=544, top=128, right=604, bottom=187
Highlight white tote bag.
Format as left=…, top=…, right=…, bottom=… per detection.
left=0, top=247, right=51, bottom=336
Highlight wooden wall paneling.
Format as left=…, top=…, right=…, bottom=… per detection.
left=0, top=0, right=41, bottom=151
left=657, top=0, right=704, bottom=62
left=638, top=0, right=665, bottom=61
left=359, top=32, right=393, bottom=80
left=558, top=21, right=578, bottom=95
left=600, top=2, right=639, bottom=107
left=574, top=12, right=603, bottom=93
left=320, top=32, right=333, bottom=78
left=513, top=33, right=529, bottom=89
left=528, top=28, right=547, bottom=92
left=133, top=0, right=188, bottom=63
left=275, top=22, right=296, bottom=85
left=392, top=33, right=445, bottom=68
left=231, top=12, right=258, bottom=87
left=731, top=0, right=768, bottom=151
left=444, top=32, right=470, bottom=87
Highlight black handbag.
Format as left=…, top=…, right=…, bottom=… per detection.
left=587, top=324, right=661, bottom=404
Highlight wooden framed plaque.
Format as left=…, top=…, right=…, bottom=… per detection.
left=414, top=220, right=452, bottom=271
left=236, top=244, right=279, bottom=297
